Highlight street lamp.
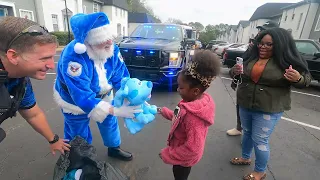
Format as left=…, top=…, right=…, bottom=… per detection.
left=64, top=0, right=71, bottom=43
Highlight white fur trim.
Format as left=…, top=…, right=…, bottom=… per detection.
left=53, top=86, right=85, bottom=115
left=85, top=24, right=114, bottom=45
left=93, top=61, right=113, bottom=94
left=88, top=100, right=111, bottom=123
left=74, top=42, right=87, bottom=54
left=102, top=90, right=114, bottom=102
left=86, top=43, right=114, bottom=63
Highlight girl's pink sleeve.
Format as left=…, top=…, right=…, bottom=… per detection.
left=161, top=107, right=174, bottom=121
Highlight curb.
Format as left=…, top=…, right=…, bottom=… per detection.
left=56, top=46, right=65, bottom=52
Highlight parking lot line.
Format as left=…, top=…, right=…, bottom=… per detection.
left=281, top=116, right=320, bottom=131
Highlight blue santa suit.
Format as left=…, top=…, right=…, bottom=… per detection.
left=53, top=13, right=129, bottom=148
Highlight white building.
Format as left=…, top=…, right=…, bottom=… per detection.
left=32, top=0, right=128, bottom=37
left=280, top=1, right=320, bottom=39
left=34, top=0, right=83, bottom=32
left=247, top=3, right=293, bottom=39
left=100, top=0, right=128, bottom=37
left=228, top=25, right=237, bottom=43
left=235, top=21, right=250, bottom=44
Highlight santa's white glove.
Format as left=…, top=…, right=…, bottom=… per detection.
left=113, top=100, right=142, bottom=118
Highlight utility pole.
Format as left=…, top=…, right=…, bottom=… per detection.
left=64, top=0, right=71, bottom=43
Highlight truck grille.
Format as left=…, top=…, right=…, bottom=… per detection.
left=119, top=49, right=161, bottom=68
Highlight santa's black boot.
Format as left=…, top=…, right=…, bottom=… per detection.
left=108, top=147, right=133, bottom=161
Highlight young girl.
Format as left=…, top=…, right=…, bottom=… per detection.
left=158, top=50, right=220, bottom=180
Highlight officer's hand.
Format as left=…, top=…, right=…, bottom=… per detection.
left=50, top=139, right=71, bottom=155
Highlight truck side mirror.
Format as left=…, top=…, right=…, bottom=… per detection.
left=314, top=52, right=320, bottom=58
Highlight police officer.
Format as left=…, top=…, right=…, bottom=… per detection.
left=0, top=16, right=70, bottom=154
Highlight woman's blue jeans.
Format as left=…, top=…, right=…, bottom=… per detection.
left=239, top=106, right=283, bottom=172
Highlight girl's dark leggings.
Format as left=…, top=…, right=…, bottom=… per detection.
left=173, top=165, right=192, bottom=180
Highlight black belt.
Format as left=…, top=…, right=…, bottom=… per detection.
left=59, top=79, right=107, bottom=99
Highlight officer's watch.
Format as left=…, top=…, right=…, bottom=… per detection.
left=49, top=134, right=59, bottom=144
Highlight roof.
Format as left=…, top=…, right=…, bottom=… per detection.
left=249, top=3, right=294, bottom=21
left=101, top=0, right=128, bottom=10
left=238, top=20, right=250, bottom=28
left=230, top=25, right=238, bottom=31
left=128, top=12, right=157, bottom=23
left=281, top=1, right=309, bottom=10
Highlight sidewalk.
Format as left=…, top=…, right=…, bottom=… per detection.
left=56, top=46, right=65, bottom=52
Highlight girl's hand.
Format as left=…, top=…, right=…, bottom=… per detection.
left=284, top=65, right=301, bottom=82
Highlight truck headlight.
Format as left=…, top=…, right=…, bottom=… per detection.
left=169, top=52, right=181, bottom=67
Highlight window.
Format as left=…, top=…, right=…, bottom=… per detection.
left=131, top=24, right=183, bottom=41
left=19, top=9, right=34, bottom=21
left=115, top=7, right=118, bottom=16
left=123, top=26, right=125, bottom=35
left=117, top=23, right=121, bottom=36
left=297, top=13, right=303, bottom=30
left=295, top=41, right=318, bottom=55
left=0, top=8, right=8, bottom=16
left=93, top=3, right=99, bottom=12
left=83, top=5, right=87, bottom=14
left=52, top=14, right=59, bottom=31
left=315, top=15, right=320, bottom=31
left=292, top=14, right=295, bottom=20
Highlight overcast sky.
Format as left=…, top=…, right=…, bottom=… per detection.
left=146, top=0, right=301, bottom=26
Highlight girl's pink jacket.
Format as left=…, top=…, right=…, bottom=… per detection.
left=160, top=93, right=215, bottom=167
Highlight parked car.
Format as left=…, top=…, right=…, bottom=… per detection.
left=206, top=40, right=228, bottom=49
left=222, top=44, right=248, bottom=68
left=211, top=43, right=229, bottom=55
left=222, top=39, right=320, bottom=82
left=295, top=39, right=320, bottom=81
left=220, top=43, right=244, bottom=57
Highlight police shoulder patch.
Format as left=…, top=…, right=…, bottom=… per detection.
left=118, top=51, right=124, bottom=62
left=67, top=61, right=82, bottom=77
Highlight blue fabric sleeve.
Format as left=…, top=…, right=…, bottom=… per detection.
left=110, top=45, right=130, bottom=90
left=61, top=56, right=101, bottom=114
left=19, top=78, right=36, bottom=109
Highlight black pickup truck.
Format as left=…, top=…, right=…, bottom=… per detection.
left=118, top=23, right=198, bottom=89
left=223, top=39, right=320, bottom=81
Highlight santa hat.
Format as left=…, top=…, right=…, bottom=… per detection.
left=70, top=12, right=113, bottom=54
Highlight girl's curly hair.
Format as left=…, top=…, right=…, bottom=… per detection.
left=181, top=49, right=221, bottom=91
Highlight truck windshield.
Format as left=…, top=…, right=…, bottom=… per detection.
left=130, top=25, right=183, bottom=41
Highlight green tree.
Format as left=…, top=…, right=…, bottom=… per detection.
left=198, top=24, right=230, bottom=44
left=127, top=0, right=161, bottom=23
left=166, top=18, right=185, bottom=25
left=188, top=22, right=204, bottom=31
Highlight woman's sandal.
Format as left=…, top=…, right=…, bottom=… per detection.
left=230, top=157, right=251, bottom=165
left=243, top=173, right=267, bottom=180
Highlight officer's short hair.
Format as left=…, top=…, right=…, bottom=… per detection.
left=0, top=16, right=57, bottom=56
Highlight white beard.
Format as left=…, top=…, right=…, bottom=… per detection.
left=85, top=43, right=114, bottom=95
left=86, top=43, right=114, bottom=63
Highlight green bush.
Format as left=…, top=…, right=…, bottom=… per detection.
left=50, top=31, right=74, bottom=46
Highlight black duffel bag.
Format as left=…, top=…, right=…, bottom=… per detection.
left=53, top=136, right=129, bottom=180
